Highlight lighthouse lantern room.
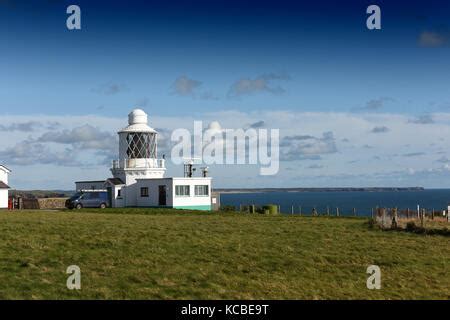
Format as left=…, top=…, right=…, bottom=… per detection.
left=111, top=108, right=166, bottom=185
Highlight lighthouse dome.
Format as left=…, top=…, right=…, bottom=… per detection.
left=128, top=108, right=148, bottom=125
left=119, top=108, right=156, bottom=133
left=208, top=121, right=222, bottom=132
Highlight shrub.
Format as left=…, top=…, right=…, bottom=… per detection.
left=262, top=204, right=278, bottom=215
left=367, top=218, right=377, bottom=229
left=219, top=205, right=236, bottom=212
left=406, top=221, right=416, bottom=232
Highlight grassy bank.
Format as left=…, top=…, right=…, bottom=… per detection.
left=0, top=209, right=448, bottom=299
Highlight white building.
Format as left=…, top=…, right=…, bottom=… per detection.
left=0, top=165, right=11, bottom=209
left=76, top=109, right=213, bottom=210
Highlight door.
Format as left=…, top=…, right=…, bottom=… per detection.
left=80, top=193, right=92, bottom=207
left=158, top=185, right=166, bottom=206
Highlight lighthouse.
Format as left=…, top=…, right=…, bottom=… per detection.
left=75, top=108, right=213, bottom=210
left=111, top=108, right=166, bottom=185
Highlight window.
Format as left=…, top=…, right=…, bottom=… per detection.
left=175, top=185, right=190, bottom=197
left=117, top=189, right=122, bottom=198
left=140, top=187, right=149, bottom=197
left=195, top=185, right=209, bottom=196
left=126, top=132, right=156, bottom=159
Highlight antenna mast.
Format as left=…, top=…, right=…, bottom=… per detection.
left=183, top=157, right=201, bottom=178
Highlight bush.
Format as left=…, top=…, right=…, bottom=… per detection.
left=219, top=205, right=236, bottom=212
left=367, top=218, right=377, bottom=229
left=262, top=204, right=278, bottom=215
left=406, top=221, right=416, bottom=232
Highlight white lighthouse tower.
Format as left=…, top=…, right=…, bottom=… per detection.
left=111, top=109, right=166, bottom=185
left=75, top=108, right=214, bottom=210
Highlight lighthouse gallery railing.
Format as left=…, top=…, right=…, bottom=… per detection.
left=112, top=158, right=165, bottom=169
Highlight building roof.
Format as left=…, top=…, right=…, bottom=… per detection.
left=75, top=180, right=105, bottom=184
left=118, top=123, right=157, bottom=134
left=118, top=109, right=157, bottom=133
left=0, top=181, right=10, bottom=189
left=0, top=165, right=11, bottom=173
left=105, top=178, right=125, bottom=185
left=136, top=177, right=212, bottom=181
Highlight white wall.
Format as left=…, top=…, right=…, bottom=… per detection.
left=0, top=170, right=7, bottom=184
left=0, top=190, right=8, bottom=208
left=124, top=183, right=138, bottom=207
left=113, top=185, right=125, bottom=208
left=136, top=178, right=173, bottom=207
left=105, top=184, right=125, bottom=208
left=0, top=166, right=10, bottom=208
left=171, top=178, right=212, bottom=209
left=115, top=177, right=212, bottom=210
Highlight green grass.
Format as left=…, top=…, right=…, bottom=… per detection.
left=0, top=209, right=448, bottom=299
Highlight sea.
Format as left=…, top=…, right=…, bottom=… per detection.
left=219, top=189, right=450, bottom=216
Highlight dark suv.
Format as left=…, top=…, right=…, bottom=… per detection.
left=65, top=191, right=109, bottom=209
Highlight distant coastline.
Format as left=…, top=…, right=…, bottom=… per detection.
left=214, top=187, right=425, bottom=194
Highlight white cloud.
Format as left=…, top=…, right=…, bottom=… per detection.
left=92, top=82, right=128, bottom=95
left=228, top=73, right=290, bottom=97
left=280, top=132, right=337, bottom=161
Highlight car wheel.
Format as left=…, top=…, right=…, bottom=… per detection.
left=75, top=204, right=82, bottom=210
left=100, top=203, right=106, bottom=209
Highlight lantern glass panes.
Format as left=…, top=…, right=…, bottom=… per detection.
left=126, top=132, right=156, bottom=158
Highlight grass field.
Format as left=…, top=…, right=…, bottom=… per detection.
left=0, top=208, right=448, bottom=299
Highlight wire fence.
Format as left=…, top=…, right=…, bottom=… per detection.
left=221, top=204, right=450, bottom=220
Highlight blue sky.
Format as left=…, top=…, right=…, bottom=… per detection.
left=1, top=0, right=450, bottom=189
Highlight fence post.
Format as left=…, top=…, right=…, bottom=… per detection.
left=336, top=207, right=340, bottom=217
left=420, top=209, right=425, bottom=227
left=392, top=207, right=398, bottom=229
left=291, top=205, right=294, bottom=215
left=327, top=206, right=330, bottom=216
left=353, top=207, right=356, bottom=217
left=299, top=206, right=302, bottom=216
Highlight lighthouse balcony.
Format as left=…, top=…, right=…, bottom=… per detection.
left=112, top=158, right=165, bottom=170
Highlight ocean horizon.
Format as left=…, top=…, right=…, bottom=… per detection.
left=219, top=189, right=450, bottom=216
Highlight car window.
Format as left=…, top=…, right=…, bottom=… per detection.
left=70, top=193, right=82, bottom=200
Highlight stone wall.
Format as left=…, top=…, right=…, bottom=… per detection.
left=37, top=198, right=67, bottom=209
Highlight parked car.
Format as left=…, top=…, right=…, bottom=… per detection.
left=65, top=191, right=109, bottom=209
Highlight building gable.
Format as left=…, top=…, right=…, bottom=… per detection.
left=0, top=165, right=11, bottom=174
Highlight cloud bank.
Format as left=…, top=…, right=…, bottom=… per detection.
left=1, top=110, right=450, bottom=189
